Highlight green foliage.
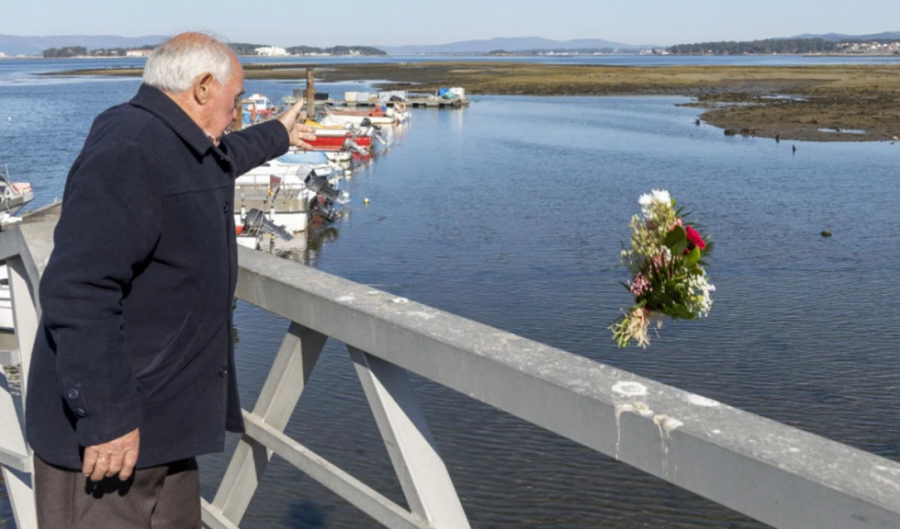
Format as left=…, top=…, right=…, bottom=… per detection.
left=42, top=46, right=88, bottom=58
left=669, top=38, right=839, bottom=55
left=664, top=226, right=688, bottom=256
left=42, top=44, right=158, bottom=58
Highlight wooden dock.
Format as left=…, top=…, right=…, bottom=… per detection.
left=285, top=95, right=469, bottom=110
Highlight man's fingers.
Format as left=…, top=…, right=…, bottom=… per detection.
left=105, top=453, right=124, bottom=478
left=119, top=449, right=139, bottom=482
left=82, top=447, right=97, bottom=477
left=295, top=140, right=315, bottom=151
left=286, top=98, right=305, bottom=120
left=90, top=455, right=110, bottom=482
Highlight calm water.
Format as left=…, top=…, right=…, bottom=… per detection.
left=2, top=52, right=900, bottom=84
left=2, top=63, right=900, bottom=529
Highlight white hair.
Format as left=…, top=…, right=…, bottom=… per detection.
left=142, top=33, right=234, bottom=93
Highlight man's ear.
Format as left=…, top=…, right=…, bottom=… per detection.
left=193, top=73, right=215, bottom=104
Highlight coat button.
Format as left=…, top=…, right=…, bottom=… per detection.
left=67, top=388, right=79, bottom=400
left=74, top=408, right=87, bottom=418
left=223, top=202, right=230, bottom=214
left=219, top=367, right=229, bottom=378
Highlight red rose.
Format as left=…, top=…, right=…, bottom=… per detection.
left=685, top=226, right=706, bottom=252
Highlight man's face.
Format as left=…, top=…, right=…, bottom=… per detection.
left=208, top=59, right=244, bottom=140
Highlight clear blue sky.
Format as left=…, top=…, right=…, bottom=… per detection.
left=2, top=0, right=898, bottom=47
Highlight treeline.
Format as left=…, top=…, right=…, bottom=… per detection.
left=668, top=38, right=839, bottom=55
left=488, top=47, right=619, bottom=55
left=43, top=46, right=87, bottom=58
left=42, top=44, right=155, bottom=58
left=44, top=42, right=387, bottom=58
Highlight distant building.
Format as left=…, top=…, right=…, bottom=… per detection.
left=0, top=52, right=6, bottom=58
left=255, top=46, right=288, bottom=56
left=126, top=49, right=153, bottom=57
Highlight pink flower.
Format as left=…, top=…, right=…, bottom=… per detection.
left=629, top=273, right=651, bottom=296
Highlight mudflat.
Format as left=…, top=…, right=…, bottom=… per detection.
left=55, top=62, right=900, bottom=142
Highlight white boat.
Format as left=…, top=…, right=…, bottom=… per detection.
left=235, top=161, right=319, bottom=233
left=0, top=164, right=34, bottom=227
left=241, top=93, right=275, bottom=125
left=319, top=110, right=398, bottom=127
left=0, top=163, right=35, bottom=332
left=235, top=226, right=262, bottom=250
left=324, top=151, right=353, bottom=163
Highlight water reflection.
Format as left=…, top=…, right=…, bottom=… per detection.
left=269, top=225, right=341, bottom=266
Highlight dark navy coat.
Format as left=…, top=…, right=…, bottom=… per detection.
left=26, top=83, right=289, bottom=469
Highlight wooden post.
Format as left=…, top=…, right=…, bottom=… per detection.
left=232, top=98, right=243, bottom=132
left=306, top=67, right=315, bottom=119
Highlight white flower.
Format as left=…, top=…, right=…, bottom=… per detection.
left=638, top=189, right=672, bottom=217
left=687, top=270, right=716, bottom=317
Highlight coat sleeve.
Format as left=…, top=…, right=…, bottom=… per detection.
left=40, top=142, right=165, bottom=448
left=221, top=120, right=290, bottom=177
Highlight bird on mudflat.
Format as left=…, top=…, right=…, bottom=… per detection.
left=775, top=134, right=780, bottom=143
left=792, top=145, right=797, bottom=153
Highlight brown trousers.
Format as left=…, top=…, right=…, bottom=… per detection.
left=34, top=456, right=201, bottom=529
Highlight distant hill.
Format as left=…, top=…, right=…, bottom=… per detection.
left=0, top=34, right=168, bottom=56
left=378, top=37, right=651, bottom=55
left=790, top=31, right=900, bottom=42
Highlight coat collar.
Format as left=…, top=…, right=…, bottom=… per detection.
left=129, top=83, right=214, bottom=157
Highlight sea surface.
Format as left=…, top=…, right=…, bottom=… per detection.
left=2, top=52, right=900, bottom=85
left=2, top=61, right=900, bottom=528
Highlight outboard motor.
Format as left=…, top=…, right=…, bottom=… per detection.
left=242, top=208, right=293, bottom=241
left=304, top=172, right=349, bottom=224
left=341, top=137, right=370, bottom=157
left=359, top=118, right=381, bottom=131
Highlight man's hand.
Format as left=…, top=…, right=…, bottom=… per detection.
left=277, top=97, right=317, bottom=150
left=82, top=428, right=140, bottom=482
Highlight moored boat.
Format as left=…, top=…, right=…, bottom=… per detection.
left=0, top=163, right=35, bottom=331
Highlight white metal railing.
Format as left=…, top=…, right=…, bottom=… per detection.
left=3, top=205, right=900, bottom=529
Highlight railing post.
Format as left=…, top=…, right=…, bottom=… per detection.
left=0, top=255, right=39, bottom=529
left=8, top=256, right=38, bottom=405
left=210, top=322, right=327, bottom=525
left=348, top=346, right=470, bottom=529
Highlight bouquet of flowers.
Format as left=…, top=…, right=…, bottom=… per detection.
left=610, top=190, right=715, bottom=348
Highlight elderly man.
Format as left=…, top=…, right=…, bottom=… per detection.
left=25, top=33, right=315, bottom=528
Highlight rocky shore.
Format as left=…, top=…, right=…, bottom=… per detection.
left=54, top=62, right=900, bottom=142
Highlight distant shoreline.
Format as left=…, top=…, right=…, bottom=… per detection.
left=5, top=51, right=900, bottom=60
left=45, top=62, right=900, bottom=142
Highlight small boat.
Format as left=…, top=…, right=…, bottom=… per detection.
left=319, top=113, right=396, bottom=127
left=0, top=163, right=35, bottom=331
left=235, top=161, right=319, bottom=234
left=235, top=224, right=262, bottom=250
left=0, top=164, right=34, bottom=226
left=304, top=133, right=372, bottom=151
left=324, top=151, right=353, bottom=163
left=234, top=160, right=349, bottom=234
left=241, top=93, right=276, bottom=125
left=277, top=150, right=343, bottom=171
left=303, top=119, right=377, bottom=139
left=319, top=107, right=403, bottom=127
